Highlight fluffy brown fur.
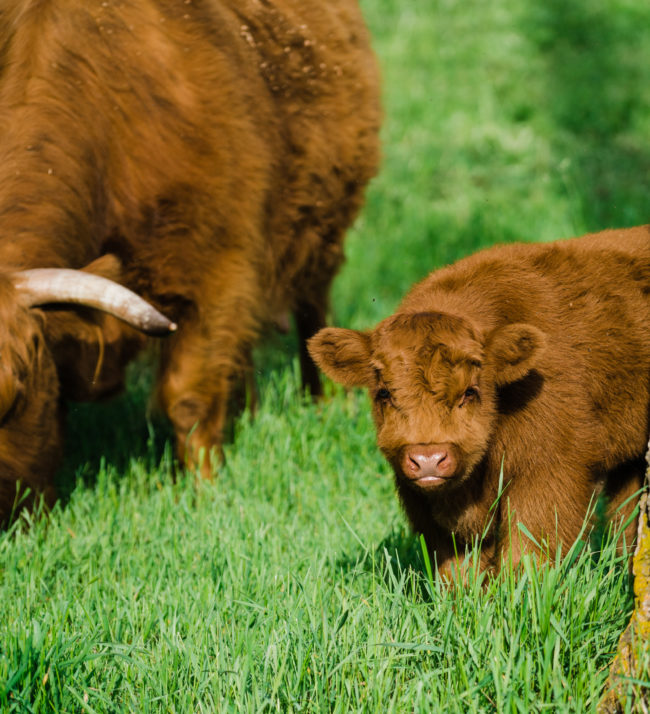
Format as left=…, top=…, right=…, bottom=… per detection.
left=309, top=227, right=650, bottom=577
left=0, top=0, right=381, bottom=520
left=0, top=277, right=60, bottom=524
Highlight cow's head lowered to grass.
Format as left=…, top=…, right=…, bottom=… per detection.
left=309, top=312, right=546, bottom=491
left=0, top=266, right=175, bottom=525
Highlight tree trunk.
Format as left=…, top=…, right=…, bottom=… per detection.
left=598, top=446, right=650, bottom=713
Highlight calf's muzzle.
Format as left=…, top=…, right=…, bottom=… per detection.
left=401, top=443, right=458, bottom=485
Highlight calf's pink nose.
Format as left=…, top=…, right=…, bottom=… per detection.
left=402, top=444, right=456, bottom=480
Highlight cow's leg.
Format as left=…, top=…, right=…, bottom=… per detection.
left=156, top=302, right=258, bottom=479
left=602, top=459, right=645, bottom=556
left=295, top=299, right=326, bottom=397
left=295, top=260, right=341, bottom=398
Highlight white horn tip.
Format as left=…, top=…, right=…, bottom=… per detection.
left=145, top=316, right=178, bottom=337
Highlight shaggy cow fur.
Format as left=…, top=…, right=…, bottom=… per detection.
left=309, top=227, right=650, bottom=577
left=0, top=0, right=381, bottom=522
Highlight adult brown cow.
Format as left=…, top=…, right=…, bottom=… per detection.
left=309, top=227, right=650, bottom=578
left=0, top=0, right=381, bottom=523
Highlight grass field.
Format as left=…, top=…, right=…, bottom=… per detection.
left=3, top=0, right=650, bottom=711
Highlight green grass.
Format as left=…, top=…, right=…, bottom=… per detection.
left=3, top=0, right=650, bottom=710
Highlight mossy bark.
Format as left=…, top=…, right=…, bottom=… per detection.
left=598, top=452, right=650, bottom=713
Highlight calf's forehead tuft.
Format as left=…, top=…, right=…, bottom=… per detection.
left=372, top=312, right=483, bottom=367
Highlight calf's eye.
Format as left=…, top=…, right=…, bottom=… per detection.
left=376, top=387, right=391, bottom=402
left=459, top=386, right=479, bottom=407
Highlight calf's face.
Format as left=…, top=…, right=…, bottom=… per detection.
left=308, top=312, right=545, bottom=492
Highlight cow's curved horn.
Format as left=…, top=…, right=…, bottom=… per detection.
left=13, top=268, right=177, bottom=336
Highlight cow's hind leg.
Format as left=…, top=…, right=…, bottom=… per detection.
left=295, top=299, right=326, bottom=397
left=295, top=261, right=342, bottom=398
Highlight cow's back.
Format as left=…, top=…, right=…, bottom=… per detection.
left=0, top=0, right=381, bottom=322
left=221, top=0, right=382, bottom=311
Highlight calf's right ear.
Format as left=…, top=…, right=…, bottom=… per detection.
left=307, top=328, right=374, bottom=387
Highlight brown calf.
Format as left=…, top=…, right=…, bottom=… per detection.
left=309, top=227, right=650, bottom=576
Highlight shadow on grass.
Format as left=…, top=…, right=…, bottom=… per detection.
left=54, top=359, right=174, bottom=502
left=521, top=0, right=650, bottom=229
left=332, top=527, right=434, bottom=600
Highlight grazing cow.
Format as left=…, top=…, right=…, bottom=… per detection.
left=0, top=0, right=381, bottom=523
left=309, top=227, right=650, bottom=577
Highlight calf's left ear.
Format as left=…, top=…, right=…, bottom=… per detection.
left=485, top=323, right=546, bottom=386
left=307, top=327, right=374, bottom=387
